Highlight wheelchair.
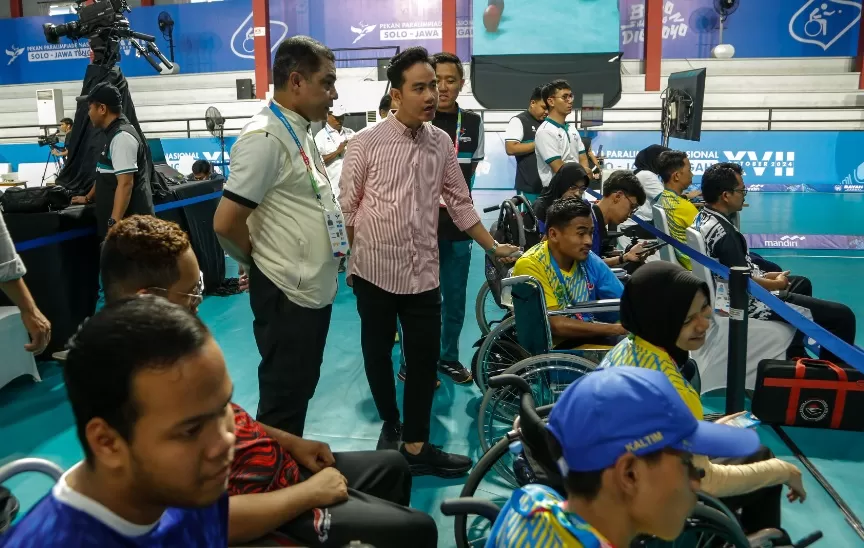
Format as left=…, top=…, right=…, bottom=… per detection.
left=474, top=276, right=622, bottom=455
left=475, top=196, right=542, bottom=337
left=446, top=374, right=824, bottom=548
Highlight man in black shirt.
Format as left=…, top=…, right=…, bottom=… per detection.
left=504, top=87, right=547, bottom=201
left=697, top=162, right=856, bottom=363
left=70, top=83, right=154, bottom=239
left=590, top=171, right=647, bottom=268
left=426, top=52, right=484, bottom=385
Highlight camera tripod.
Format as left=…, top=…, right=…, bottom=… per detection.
left=41, top=146, right=64, bottom=186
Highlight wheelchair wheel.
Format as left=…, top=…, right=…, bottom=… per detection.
left=474, top=317, right=530, bottom=393
left=475, top=281, right=504, bottom=336
left=478, top=354, right=597, bottom=456
left=634, top=504, right=751, bottom=548
left=455, top=437, right=512, bottom=548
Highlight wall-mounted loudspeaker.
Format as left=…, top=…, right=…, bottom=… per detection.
left=236, top=79, right=254, bottom=100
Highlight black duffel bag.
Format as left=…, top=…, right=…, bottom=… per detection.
left=0, top=186, right=71, bottom=214
left=752, top=358, right=864, bottom=431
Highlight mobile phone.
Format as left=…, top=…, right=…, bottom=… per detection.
left=725, top=411, right=761, bottom=429
left=638, top=241, right=667, bottom=256
left=596, top=144, right=603, bottom=156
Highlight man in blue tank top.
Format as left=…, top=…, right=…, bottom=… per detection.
left=1, top=297, right=234, bottom=547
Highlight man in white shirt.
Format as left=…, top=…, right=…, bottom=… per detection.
left=534, top=79, right=590, bottom=189
left=214, top=36, right=343, bottom=437
left=315, top=104, right=355, bottom=201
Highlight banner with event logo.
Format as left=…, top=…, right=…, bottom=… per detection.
left=0, top=0, right=472, bottom=85
left=471, top=130, right=864, bottom=193
left=619, top=0, right=861, bottom=59
left=589, top=130, right=864, bottom=193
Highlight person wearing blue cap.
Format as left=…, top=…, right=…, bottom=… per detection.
left=599, top=261, right=806, bottom=539
left=488, top=367, right=761, bottom=548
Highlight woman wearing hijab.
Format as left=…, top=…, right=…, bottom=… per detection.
left=532, top=163, right=590, bottom=233
left=599, top=262, right=806, bottom=541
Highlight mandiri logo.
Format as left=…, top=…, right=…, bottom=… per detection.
left=764, top=235, right=807, bottom=248
left=789, top=0, right=862, bottom=51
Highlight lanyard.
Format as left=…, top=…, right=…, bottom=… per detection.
left=549, top=253, right=591, bottom=307
left=268, top=102, right=333, bottom=208
left=453, top=108, right=462, bottom=155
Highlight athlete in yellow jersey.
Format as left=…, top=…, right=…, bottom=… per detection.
left=655, top=150, right=700, bottom=270
left=488, top=367, right=761, bottom=548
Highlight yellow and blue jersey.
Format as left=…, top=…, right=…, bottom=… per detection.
left=599, top=336, right=704, bottom=420
left=657, top=189, right=698, bottom=271
left=487, top=484, right=614, bottom=548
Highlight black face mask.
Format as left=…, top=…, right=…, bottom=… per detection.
left=619, top=262, right=710, bottom=366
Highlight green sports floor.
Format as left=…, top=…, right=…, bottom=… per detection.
left=1, top=192, right=862, bottom=546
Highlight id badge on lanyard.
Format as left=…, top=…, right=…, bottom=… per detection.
left=269, top=102, right=350, bottom=258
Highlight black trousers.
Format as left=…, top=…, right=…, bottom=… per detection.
left=714, top=446, right=786, bottom=537
left=353, top=276, right=441, bottom=444
left=249, top=263, right=332, bottom=437
left=276, top=451, right=437, bottom=547
left=773, top=275, right=857, bottom=364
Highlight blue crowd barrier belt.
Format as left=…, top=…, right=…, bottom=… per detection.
left=13, top=190, right=223, bottom=253
left=584, top=188, right=864, bottom=371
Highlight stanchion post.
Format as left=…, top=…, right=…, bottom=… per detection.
left=726, top=266, right=751, bottom=414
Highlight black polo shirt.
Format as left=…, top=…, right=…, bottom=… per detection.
left=433, top=105, right=484, bottom=241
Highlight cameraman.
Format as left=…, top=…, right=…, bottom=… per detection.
left=70, top=83, right=154, bottom=239
left=51, top=118, right=73, bottom=159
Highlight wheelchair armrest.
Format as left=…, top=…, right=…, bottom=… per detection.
left=549, top=299, right=621, bottom=316
left=440, top=498, right=501, bottom=523
left=747, top=529, right=786, bottom=548
left=499, top=275, right=536, bottom=290
left=0, top=458, right=64, bottom=484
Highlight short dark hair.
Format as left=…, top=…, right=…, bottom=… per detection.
left=101, top=216, right=192, bottom=304
left=429, top=51, right=463, bottom=79
left=191, top=159, right=211, bottom=176
left=378, top=94, right=392, bottom=113
left=546, top=429, right=663, bottom=500
left=702, top=162, right=742, bottom=203
left=602, top=170, right=646, bottom=206
left=545, top=197, right=592, bottom=231
left=542, top=79, right=571, bottom=108
left=65, top=295, right=211, bottom=463
left=656, top=150, right=689, bottom=183
left=387, top=46, right=432, bottom=89
left=273, top=36, right=335, bottom=90
left=724, top=162, right=743, bottom=175
left=530, top=86, right=543, bottom=103
left=60, top=117, right=73, bottom=126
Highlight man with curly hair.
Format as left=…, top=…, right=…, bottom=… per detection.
left=94, top=215, right=434, bottom=547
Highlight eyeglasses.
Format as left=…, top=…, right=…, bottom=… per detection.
left=149, top=271, right=204, bottom=310
left=729, top=187, right=748, bottom=196
left=679, top=452, right=705, bottom=481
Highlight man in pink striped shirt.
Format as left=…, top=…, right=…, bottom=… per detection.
left=340, top=47, right=518, bottom=478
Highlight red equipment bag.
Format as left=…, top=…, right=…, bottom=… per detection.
left=752, top=358, right=864, bottom=431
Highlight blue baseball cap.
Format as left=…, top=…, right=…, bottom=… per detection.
left=547, top=367, right=760, bottom=473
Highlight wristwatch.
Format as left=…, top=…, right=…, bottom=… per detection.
left=486, top=241, right=499, bottom=256
left=107, top=217, right=117, bottom=228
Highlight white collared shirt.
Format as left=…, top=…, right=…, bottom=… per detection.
left=315, top=124, right=355, bottom=199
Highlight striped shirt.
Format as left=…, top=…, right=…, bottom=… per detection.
left=339, top=113, right=481, bottom=295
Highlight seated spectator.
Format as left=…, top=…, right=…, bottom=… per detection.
left=697, top=163, right=857, bottom=364
left=590, top=170, right=650, bottom=268
left=1, top=296, right=234, bottom=547
left=189, top=159, right=213, bottom=181
left=656, top=150, right=702, bottom=270
left=489, top=366, right=762, bottom=548
left=532, top=163, right=590, bottom=232
left=99, top=216, right=436, bottom=547
left=512, top=198, right=626, bottom=348
left=600, top=262, right=806, bottom=538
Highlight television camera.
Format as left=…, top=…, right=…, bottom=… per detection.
left=42, top=0, right=174, bottom=74
left=37, top=134, right=61, bottom=148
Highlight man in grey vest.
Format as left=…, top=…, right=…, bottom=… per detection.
left=504, top=86, right=547, bottom=202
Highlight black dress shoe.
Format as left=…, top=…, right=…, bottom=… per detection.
left=377, top=421, right=402, bottom=451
